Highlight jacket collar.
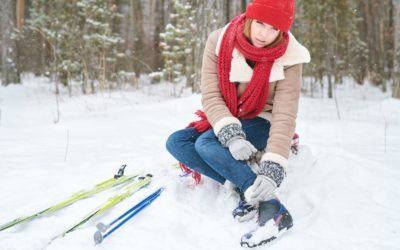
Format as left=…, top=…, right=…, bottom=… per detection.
left=215, top=24, right=311, bottom=82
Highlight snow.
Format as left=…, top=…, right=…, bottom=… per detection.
left=241, top=219, right=280, bottom=247
left=0, top=76, right=400, bottom=250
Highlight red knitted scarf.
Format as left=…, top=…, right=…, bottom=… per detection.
left=188, top=14, right=289, bottom=132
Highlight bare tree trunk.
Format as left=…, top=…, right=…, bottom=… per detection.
left=225, top=0, right=230, bottom=23
left=388, top=0, right=395, bottom=83
left=310, top=77, right=315, bottom=98
left=131, top=0, right=144, bottom=82
left=0, top=0, right=20, bottom=85
left=191, top=0, right=204, bottom=93
left=16, top=0, right=25, bottom=29
left=153, top=0, right=165, bottom=71
left=394, top=82, right=400, bottom=98
left=327, top=74, right=333, bottom=99
left=380, top=19, right=388, bottom=92
left=393, top=0, right=400, bottom=98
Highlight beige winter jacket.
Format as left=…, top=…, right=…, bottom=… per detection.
left=200, top=27, right=310, bottom=170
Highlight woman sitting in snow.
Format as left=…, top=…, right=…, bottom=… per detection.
left=166, top=0, right=310, bottom=247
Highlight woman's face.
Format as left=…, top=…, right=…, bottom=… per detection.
left=250, top=20, right=280, bottom=48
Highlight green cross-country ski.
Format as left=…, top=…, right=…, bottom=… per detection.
left=47, top=173, right=153, bottom=246
left=0, top=165, right=137, bottom=232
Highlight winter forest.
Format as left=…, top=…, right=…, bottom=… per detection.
left=1, top=0, right=400, bottom=98
left=1, top=1, right=400, bottom=250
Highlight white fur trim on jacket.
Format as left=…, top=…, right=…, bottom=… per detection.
left=213, top=116, right=241, bottom=135
left=215, top=25, right=311, bottom=83
left=261, top=152, right=289, bottom=171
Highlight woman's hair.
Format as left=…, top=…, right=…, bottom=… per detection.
left=243, top=17, right=283, bottom=48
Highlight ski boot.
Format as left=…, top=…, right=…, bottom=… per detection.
left=240, top=199, right=293, bottom=248
left=232, top=191, right=257, bottom=222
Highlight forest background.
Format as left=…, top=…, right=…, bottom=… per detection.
left=1, top=0, right=399, bottom=98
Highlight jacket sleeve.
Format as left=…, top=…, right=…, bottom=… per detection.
left=261, top=64, right=302, bottom=169
left=200, top=29, right=241, bottom=134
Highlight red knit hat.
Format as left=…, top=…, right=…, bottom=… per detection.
left=244, top=0, right=295, bottom=32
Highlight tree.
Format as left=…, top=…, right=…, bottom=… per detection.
left=393, top=0, right=400, bottom=98
left=300, top=0, right=327, bottom=97
left=159, top=0, right=196, bottom=89
left=0, top=0, right=20, bottom=85
left=153, top=0, right=166, bottom=71
left=21, top=0, right=124, bottom=94
left=129, top=0, right=144, bottom=78
left=358, top=1, right=394, bottom=91
left=302, top=0, right=360, bottom=98
left=4, top=0, right=397, bottom=96
left=76, top=0, right=125, bottom=93
left=16, top=0, right=25, bottom=29
left=185, top=0, right=244, bottom=92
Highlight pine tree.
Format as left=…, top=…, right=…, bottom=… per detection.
left=300, top=0, right=326, bottom=97
left=22, top=1, right=64, bottom=86
left=159, top=0, right=196, bottom=89
left=76, top=0, right=124, bottom=93
left=348, top=2, right=368, bottom=85
left=298, top=0, right=369, bottom=96
left=22, top=0, right=124, bottom=94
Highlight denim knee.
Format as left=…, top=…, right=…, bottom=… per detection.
left=165, top=131, right=181, bottom=156
left=194, top=132, right=217, bottom=158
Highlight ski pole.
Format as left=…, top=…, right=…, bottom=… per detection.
left=46, top=175, right=153, bottom=245
left=95, top=187, right=164, bottom=233
left=94, top=187, right=165, bottom=244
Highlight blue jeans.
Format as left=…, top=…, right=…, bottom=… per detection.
left=166, top=117, right=270, bottom=192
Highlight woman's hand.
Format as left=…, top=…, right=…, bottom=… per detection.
left=217, top=123, right=257, bottom=161
left=227, top=137, right=257, bottom=160
left=247, top=174, right=277, bottom=202
left=245, top=160, right=286, bottom=204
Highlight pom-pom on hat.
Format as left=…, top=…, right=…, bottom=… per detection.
left=245, top=0, right=295, bottom=32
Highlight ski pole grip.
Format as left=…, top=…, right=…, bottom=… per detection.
left=114, top=165, right=127, bottom=179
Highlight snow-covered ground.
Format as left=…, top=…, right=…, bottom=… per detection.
left=0, top=76, right=399, bottom=250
